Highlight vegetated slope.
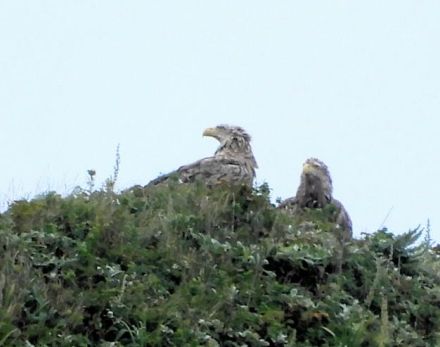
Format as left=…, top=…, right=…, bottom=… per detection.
left=0, top=182, right=439, bottom=346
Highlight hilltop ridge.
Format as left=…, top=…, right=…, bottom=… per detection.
left=1, top=181, right=439, bottom=346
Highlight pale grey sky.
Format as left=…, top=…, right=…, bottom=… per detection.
left=1, top=1, right=439, bottom=240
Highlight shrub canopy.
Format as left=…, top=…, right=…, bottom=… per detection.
left=1, top=183, right=439, bottom=346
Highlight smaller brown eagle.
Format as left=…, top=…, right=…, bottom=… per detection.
left=147, top=125, right=258, bottom=187
left=279, top=158, right=352, bottom=240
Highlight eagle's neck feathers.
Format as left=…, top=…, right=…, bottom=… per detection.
left=215, top=137, right=258, bottom=170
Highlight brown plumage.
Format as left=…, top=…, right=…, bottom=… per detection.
left=279, top=158, right=352, bottom=240
left=147, top=125, right=258, bottom=187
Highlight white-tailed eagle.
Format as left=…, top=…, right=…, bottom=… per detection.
left=147, top=125, right=258, bottom=187
left=279, top=158, right=352, bottom=240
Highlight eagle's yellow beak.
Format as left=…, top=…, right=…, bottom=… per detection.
left=202, top=127, right=218, bottom=138
left=302, top=162, right=314, bottom=174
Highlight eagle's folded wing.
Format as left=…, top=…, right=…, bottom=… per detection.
left=147, top=157, right=252, bottom=187
left=331, top=198, right=353, bottom=241
left=277, top=196, right=297, bottom=209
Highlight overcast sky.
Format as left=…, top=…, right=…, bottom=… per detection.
left=1, top=1, right=439, bottom=241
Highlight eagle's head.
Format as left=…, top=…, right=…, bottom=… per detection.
left=203, top=125, right=258, bottom=169
left=302, top=158, right=331, bottom=182
left=297, top=158, right=333, bottom=208
left=203, top=125, right=251, bottom=143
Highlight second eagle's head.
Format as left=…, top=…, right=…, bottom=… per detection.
left=299, top=158, right=333, bottom=199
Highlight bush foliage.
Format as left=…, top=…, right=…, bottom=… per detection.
left=1, top=181, right=439, bottom=346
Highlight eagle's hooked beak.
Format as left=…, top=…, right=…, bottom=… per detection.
left=202, top=127, right=218, bottom=138
left=302, top=162, right=314, bottom=174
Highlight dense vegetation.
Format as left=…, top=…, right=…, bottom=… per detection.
left=1, top=179, right=439, bottom=346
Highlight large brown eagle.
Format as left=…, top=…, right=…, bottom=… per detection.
left=147, top=125, right=258, bottom=187
left=279, top=158, right=352, bottom=240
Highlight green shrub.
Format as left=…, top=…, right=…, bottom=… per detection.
left=0, top=183, right=439, bottom=346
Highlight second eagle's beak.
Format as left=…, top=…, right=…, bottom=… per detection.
left=202, top=127, right=218, bottom=138
left=302, top=162, right=314, bottom=175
